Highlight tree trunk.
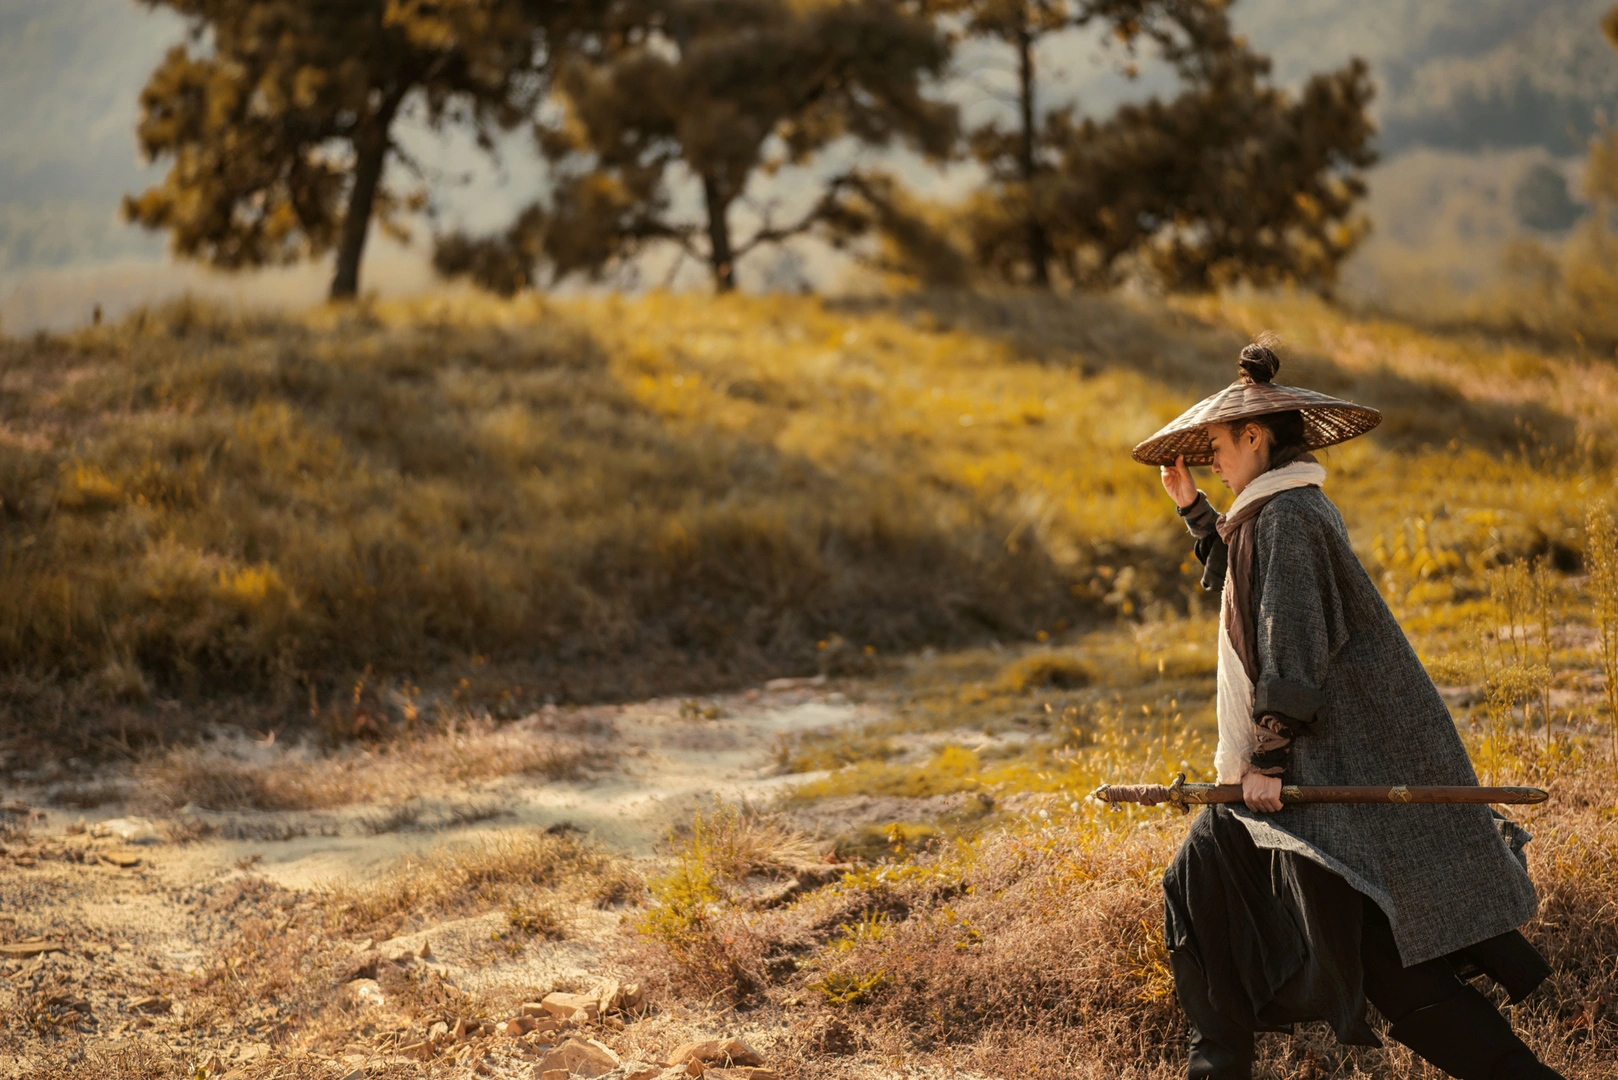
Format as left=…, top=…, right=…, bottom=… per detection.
left=702, top=173, right=737, bottom=294
left=330, top=91, right=404, bottom=301
left=1017, top=23, right=1051, bottom=288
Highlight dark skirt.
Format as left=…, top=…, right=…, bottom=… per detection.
left=1163, top=805, right=1550, bottom=1047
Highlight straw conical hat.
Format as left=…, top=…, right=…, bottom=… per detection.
left=1131, top=343, right=1381, bottom=467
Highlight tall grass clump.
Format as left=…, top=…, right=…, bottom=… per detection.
left=638, top=801, right=821, bottom=1002
left=322, top=829, right=607, bottom=937
left=1586, top=505, right=1618, bottom=758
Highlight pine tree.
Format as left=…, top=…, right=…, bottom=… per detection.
left=918, top=0, right=1167, bottom=287
left=435, top=0, right=957, bottom=295
left=961, top=0, right=1375, bottom=291
left=124, top=0, right=557, bottom=300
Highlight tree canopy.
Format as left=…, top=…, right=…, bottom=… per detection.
left=124, top=0, right=1377, bottom=300
left=949, top=1, right=1376, bottom=291
left=434, top=0, right=958, bottom=295
left=918, top=0, right=1165, bottom=286
left=124, top=0, right=559, bottom=299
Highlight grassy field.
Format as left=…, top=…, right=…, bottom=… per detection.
left=2, top=286, right=1616, bottom=754
left=3, top=287, right=1618, bottom=1076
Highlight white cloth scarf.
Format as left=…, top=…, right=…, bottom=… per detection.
left=1212, top=461, right=1328, bottom=784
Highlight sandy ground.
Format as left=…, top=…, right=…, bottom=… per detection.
left=0, top=683, right=878, bottom=1078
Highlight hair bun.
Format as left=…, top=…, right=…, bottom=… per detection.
left=1238, top=341, right=1280, bottom=384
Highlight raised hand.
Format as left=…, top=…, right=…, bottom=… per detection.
left=1160, top=454, right=1197, bottom=509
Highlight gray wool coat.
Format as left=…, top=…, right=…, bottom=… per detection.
left=1225, top=487, right=1538, bottom=967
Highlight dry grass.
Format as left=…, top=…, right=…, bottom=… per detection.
left=5, top=285, right=1618, bottom=1075
left=321, top=828, right=613, bottom=937
left=131, top=716, right=599, bottom=812
left=634, top=730, right=1617, bottom=1078
left=628, top=528, right=1618, bottom=1078
left=6, top=287, right=1617, bottom=755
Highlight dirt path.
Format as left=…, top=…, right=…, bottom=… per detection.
left=0, top=685, right=875, bottom=1078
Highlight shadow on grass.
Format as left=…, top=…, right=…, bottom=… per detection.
left=0, top=299, right=1091, bottom=754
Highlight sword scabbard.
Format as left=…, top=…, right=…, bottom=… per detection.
left=1092, top=780, right=1549, bottom=808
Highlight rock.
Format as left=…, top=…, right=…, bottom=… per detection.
left=90, top=817, right=162, bottom=844
left=520, top=1001, right=550, bottom=1017
left=339, top=978, right=386, bottom=1011
left=505, top=1015, right=555, bottom=1036
left=540, top=1071, right=569, bottom=1080
left=764, top=675, right=826, bottom=692
left=593, top=977, right=621, bottom=1014
left=339, top=1070, right=366, bottom=1080
left=419, top=940, right=434, bottom=960
left=534, top=1037, right=622, bottom=1079
left=400, top=1041, right=433, bottom=1060
left=99, top=849, right=142, bottom=868
left=428, top=1020, right=451, bottom=1045
left=0, top=940, right=64, bottom=958
left=665, top=1038, right=765, bottom=1068
left=618, top=982, right=645, bottom=1011
left=615, top=1064, right=661, bottom=1080
left=541, top=991, right=600, bottom=1020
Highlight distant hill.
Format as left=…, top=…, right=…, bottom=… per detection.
left=1239, top=0, right=1618, bottom=155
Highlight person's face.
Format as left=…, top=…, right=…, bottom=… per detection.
left=1207, top=422, right=1269, bottom=495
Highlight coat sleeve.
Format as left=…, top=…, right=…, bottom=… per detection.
left=1179, top=492, right=1227, bottom=592
left=1251, top=496, right=1350, bottom=735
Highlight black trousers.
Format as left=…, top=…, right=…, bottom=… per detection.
left=1174, top=895, right=1563, bottom=1079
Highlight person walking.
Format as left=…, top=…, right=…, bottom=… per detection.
left=1133, top=339, right=1563, bottom=1079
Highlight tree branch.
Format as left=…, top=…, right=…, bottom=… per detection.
left=733, top=176, right=852, bottom=257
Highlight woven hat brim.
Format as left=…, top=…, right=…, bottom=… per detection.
left=1132, top=381, right=1381, bottom=467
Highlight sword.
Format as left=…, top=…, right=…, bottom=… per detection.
left=1091, top=772, right=1549, bottom=815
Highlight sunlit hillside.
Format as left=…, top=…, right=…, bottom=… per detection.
left=4, top=290, right=1618, bottom=1079
left=1, top=288, right=1614, bottom=751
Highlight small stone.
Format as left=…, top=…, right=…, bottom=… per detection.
left=428, top=1020, right=450, bottom=1045
left=619, top=1064, right=661, bottom=1080
left=419, top=940, right=433, bottom=960
left=400, top=1041, right=432, bottom=1060
left=520, top=1001, right=550, bottom=1017
left=593, top=977, right=621, bottom=1014
left=665, top=1038, right=764, bottom=1068
left=90, top=817, right=162, bottom=844
left=535, top=1036, right=622, bottom=1079
left=0, top=940, right=64, bottom=958
left=100, top=849, right=142, bottom=868
left=541, top=991, right=600, bottom=1020
left=339, top=1070, right=366, bottom=1080
left=339, top=978, right=385, bottom=1011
